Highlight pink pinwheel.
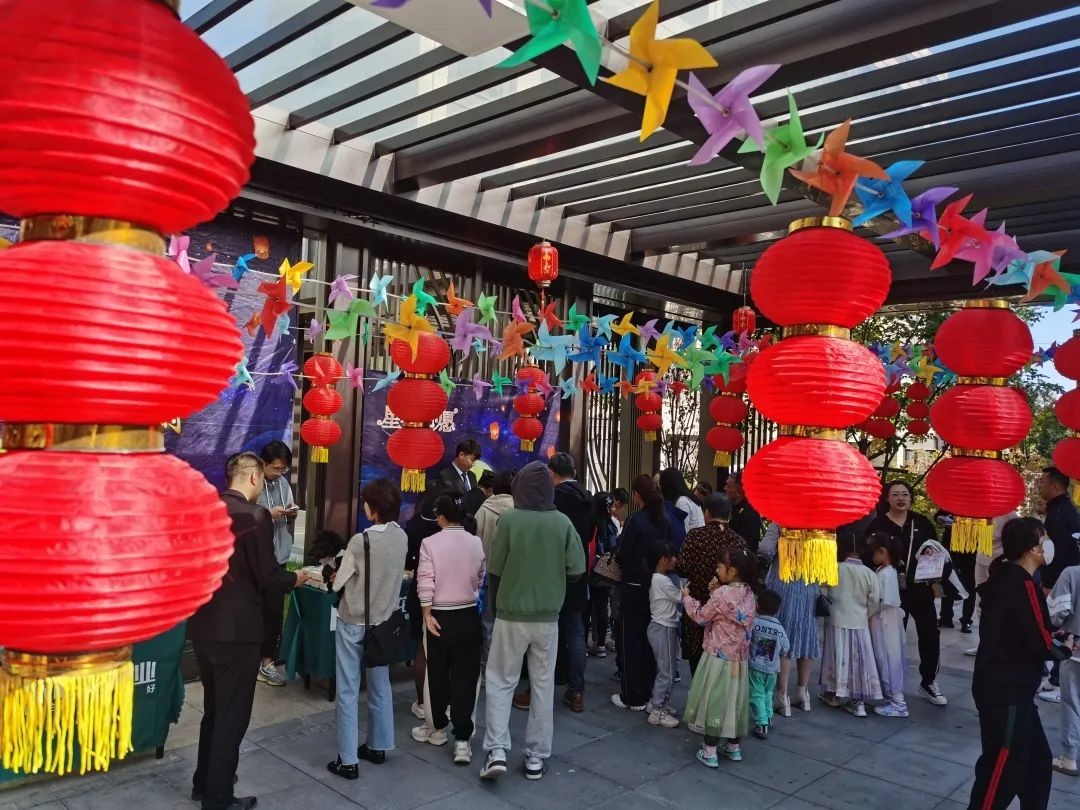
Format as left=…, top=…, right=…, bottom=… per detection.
left=328, top=274, right=357, bottom=305
left=190, top=253, right=239, bottom=290
left=344, top=364, right=364, bottom=389
left=511, top=295, right=527, bottom=323
left=535, top=374, right=555, bottom=398
left=168, top=234, right=191, bottom=273
left=687, top=65, right=780, bottom=166
left=879, top=186, right=957, bottom=247
left=989, top=223, right=1025, bottom=274
left=471, top=373, right=492, bottom=401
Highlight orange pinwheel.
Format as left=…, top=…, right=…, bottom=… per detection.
left=790, top=119, right=889, bottom=217
left=383, top=294, right=435, bottom=360
left=617, top=380, right=635, bottom=398
left=1021, top=250, right=1070, bottom=305
left=497, top=321, right=536, bottom=361
left=445, top=281, right=474, bottom=317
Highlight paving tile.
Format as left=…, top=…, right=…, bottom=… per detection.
left=234, top=748, right=312, bottom=796
left=475, top=757, right=628, bottom=810
left=843, top=741, right=973, bottom=799
left=413, top=786, right=522, bottom=810
left=946, top=776, right=974, bottom=804
left=58, top=775, right=191, bottom=810
left=1051, top=767, right=1080, bottom=796
left=794, top=767, right=941, bottom=809
left=772, top=799, right=830, bottom=809
left=638, top=762, right=788, bottom=809
left=1050, top=787, right=1080, bottom=808
left=318, top=748, right=472, bottom=810
left=885, top=724, right=981, bottom=767
left=793, top=702, right=902, bottom=743
left=568, top=733, right=694, bottom=789
left=256, top=780, right=364, bottom=810
left=592, top=790, right=677, bottom=809
left=933, top=801, right=965, bottom=810
left=757, top=716, right=869, bottom=767
left=719, top=737, right=835, bottom=795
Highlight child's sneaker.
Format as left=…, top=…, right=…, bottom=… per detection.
left=873, top=701, right=909, bottom=719
left=695, top=748, right=719, bottom=769
left=844, top=700, right=867, bottom=718
left=648, top=708, right=679, bottom=728
left=721, top=742, right=742, bottom=762
left=752, top=724, right=769, bottom=739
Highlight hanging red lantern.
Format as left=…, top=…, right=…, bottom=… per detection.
left=927, top=301, right=1031, bottom=554
left=1053, top=437, right=1080, bottom=480
left=512, top=365, right=547, bottom=451
left=1054, top=388, right=1080, bottom=428
left=874, top=398, right=900, bottom=420
left=709, top=396, right=749, bottom=425
left=906, top=381, right=931, bottom=401
left=385, top=335, right=450, bottom=491
left=908, top=420, right=931, bottom=436
left=299, top=354, right=344, bottom=464
left=1054, top=336, right=1080, bottom=380
left=709, top=370, right=748, bottom=467
left=746, top=218, right=891, bottom=584
left=863, top=418, right=896, bottom=440
left=637, top=412, right=664, bottom=441
left=634, top=370, right=662, bottom=442
left=527, top=241, right=559, bottom=288
left=732, top=305, right=757, bottom=334
left=707, top=425, right=744, bottom=467
left=906, top=401, right=930, bottom=420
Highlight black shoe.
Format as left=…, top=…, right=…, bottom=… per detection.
left=224, top=800, right=257, bottom=810
left=358, top=744, right=386, bottom=765
left=192, top=775, right=238, bottom=802
left=327, top=758, right=359, bottom=780
left=938, top=618, right=955, bottom=629
left=960, top=621, right=974, bottom=634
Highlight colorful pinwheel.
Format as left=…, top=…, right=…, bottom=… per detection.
left=852, top=160, right=923, bottom=227
left=879, top=187, right=958, bottom=248
left=790, top=119, right=889, bottom=217
left=500, top=0, right=602, bottom=85
left=687, top=64, right=780, bottom=166
left=739, top=93, right=822, bottom=205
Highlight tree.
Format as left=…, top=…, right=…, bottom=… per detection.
left=662, top=368, right=702, bottom=485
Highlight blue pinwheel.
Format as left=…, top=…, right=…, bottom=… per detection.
left=568, top=326, right=607, bottom=368
left=558, top=377, right=578, bottom=400
left=607, top=333, right=647, bottom=376
left=530, top=322, right=578, bottom=375
left=853, top=160, right=923, bottom=227
left=597, top=374, right=619, bottom=395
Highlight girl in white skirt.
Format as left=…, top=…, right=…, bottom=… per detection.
left=868, top=531, right=908, bottom=718
left=681, top=547, right=758, bottom=767
left=819, top=527, right=883, bottom=717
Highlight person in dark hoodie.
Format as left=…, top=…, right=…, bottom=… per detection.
left=481, top=461, right=586, bottom=783
left=549, top=452, right=595, bottom=714
left=968, top=517, right=1055, bottom=810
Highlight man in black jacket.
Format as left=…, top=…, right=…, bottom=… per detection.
left=549, top=453, right=594, bottom=713
left=968, top=517, right=1054, bottom=810
left=1040, top=467, right=1080, bottom=590
left=725, top=472, right=763, bottom=552
left=188, top=452, right=305, bottom=810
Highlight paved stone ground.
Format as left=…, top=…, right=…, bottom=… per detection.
left=2, top=625, right=1078, bottom=810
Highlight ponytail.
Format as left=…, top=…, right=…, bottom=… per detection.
left=719, top=546, right=761, bottom=595
left=631, top=474, right=667, bottom=526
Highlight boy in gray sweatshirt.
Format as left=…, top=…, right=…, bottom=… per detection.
left=1049, top=564, right=1080, bottom=776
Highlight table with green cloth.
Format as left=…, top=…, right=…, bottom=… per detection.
left=0, top=621, right=187, bottom=785
left=279, top=580, right=417, bottom=701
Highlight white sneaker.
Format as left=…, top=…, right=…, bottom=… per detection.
left=524, top=756, right=546, bottom=781
left=453, top=740, right=471, bottom=765
left=797, top=686, right=812, bottom=712
left=1039, top=688, right=1062, bottom=704
left=774, top=694, right=792, bottom=717
left=257, top=662, right=287, bottom=687
left=479, top=749, right=506, bottom=780
left=964, top=647, right=978, bottom=657
left=874, top=701, right=909, bottom=718
left=611, top=693, right=647, bottom=711
left=648, top=709, right=679, bottom=728
left=1052, top=754, right=1078, bottom=776
left=920, top=682, right=948, bottom=706
left=410, top=701, right=426, bottom=720
left=844, top=700, right=867, bottom=718
left=411, top=725, right=448, bottom=746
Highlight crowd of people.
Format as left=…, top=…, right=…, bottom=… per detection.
left=187, top=440, right=1080, bottom=810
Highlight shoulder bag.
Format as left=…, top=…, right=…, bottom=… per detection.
left=363, top=531, right=409, bottom=668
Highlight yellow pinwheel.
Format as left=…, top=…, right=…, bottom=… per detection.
left=647, top=334, right=687, bottom=377
left=604, top=0, right=718, bottom=140
left=384, top=294, right=435, bottom=360
left=610, top=311, right=640, bottom=338
left=914, top=357, right=943, bottom=386
left=278, top=258, right=315, bottom=293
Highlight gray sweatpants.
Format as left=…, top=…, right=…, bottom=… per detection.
left=1062, top=658, right=1080, bottom=761
left=483, top=619, right=557, bottom=759
left=647, top=621, right=679, bottom=711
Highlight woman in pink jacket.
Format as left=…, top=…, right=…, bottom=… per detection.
left=411, top=494, right=487, bottom=766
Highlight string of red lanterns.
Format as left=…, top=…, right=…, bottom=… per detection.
left=635, top=370, right=663, bottom=442
left=386, top=333, right=451, bottom=492
left=299, top=354, right=344, bottom=463
left=512, top=365, right=547, bottom=451
left=707, top=364, right=749, bottom=467
left=1052, top=337, right=1080, bottom=498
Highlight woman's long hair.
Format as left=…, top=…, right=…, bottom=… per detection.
left=631, top=474, right=667, bottom=526
left=658, top=468, right=695, bottom=505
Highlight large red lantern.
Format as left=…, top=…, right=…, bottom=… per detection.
left=386, top=333, right=450, bottom=491
left=1052, top=335, right=1080, bottom=497
left=745, top=218, right=891, bottom=585
left=299, top=354, right=344, bottom=464
left=512, top=365, right=547, bottom=451
left=0, top=0, right=254, bottom=775
left=927, top=301, right=1031, bottom=553
left=527, top=241, right=559, bottom=288
left=634, top=370, right=662, bottom=442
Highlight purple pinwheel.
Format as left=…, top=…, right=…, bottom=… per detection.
left=450, top=309, right=493, bottom=354
left=271, top=361, right=300, bottom=390
left=879, top=186, right=958, bottom=248
left=719, top=330, right=738, bottom=353
left=344, top=363, right=364, bottom=389
left=639, top=318, right=662, bottom=344
left=687, top=65, right=781, bottom=167
left=472, top=373, right=492, bottom=401
left=989, top=224, right=1025, bottom=275
left=307, top=317, right=325, bottom=344
left=374, top=0, right=492, bottom=13
left=653, top=379, right=670, bottom=397
left=328, top=274, right=357, bottom=306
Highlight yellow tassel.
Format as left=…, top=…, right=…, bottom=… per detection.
left=400, top=468, right=426, bottom=493
left=520, top=440, right=535, bottom=452
left=779, top=529, right=839, bottom=586
left=0, top=649, right=133, bottom=776
left=644, top=431, right=657, bottom=442
left=950, top=517, right=994, bottom=556
left=713, top=450, right=731, bottom=467
left=309, top=447, right=329, bottom=463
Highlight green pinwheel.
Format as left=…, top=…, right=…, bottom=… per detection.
left=499, top=0, right=602, bottom=85
left=739, top=93, right=823, bottom=205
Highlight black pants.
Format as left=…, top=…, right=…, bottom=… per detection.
left=261, top=564, right=287, bottom=661
left=587, top=585, right=610, bottom=647
left=901, top=582, right=940, bottom=686
left=192, top=640, right=260, bottom=810
left=968, top=701, right=1052, bottom=810
left=425, top=608, right=482, bottom=741
left=617, top=584, right=656, bottom=707
left=941, top=552, right=977, bottom=625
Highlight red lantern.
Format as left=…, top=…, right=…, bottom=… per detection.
left=905, top=401, right=930, bottom=420
left=732, top=305, right=757, bottom=334
left=906, top=381, right=931, bottom=401
left=299, top=354, right=344, bottom=464
left=634, top=371, right=662, bottom=442
left=527, top=241, right=559, bottom=288
left=637, top=412, right=664, bottom=440
left=1054, top=336, right=1080, bottom=381
left=1055, top=389, right=1080, bottom=430
left=1053, top=437, right=1080, bottom=480
left=386, top=335, right=450, bottom=490
left=707, top=425, right=744, bottom=467
left=864, top=418, right=896, bottom=440
left=931, top=386, right=1032, bottom=449
left=908, top=420, right=931, bottom=436
left=0, top=0, right=254, bottom=234
left=933, top=305, right=1033, bottom=377
left=512, top=416, right=544, bottom=449
left=748, top=337, right=884, bottom=428
left=927, top=301, right=1032, bottom=554
left=709, top=396, right=749, bottom=425
left=512, top=365, right=548, bottom=451
left=874, top=398, right=900, bottom=420
left=752, top=225, right=891, bottom=327
left=746, top=218, right=891, bottom=584
left=713, top=362, right=748, bottom=395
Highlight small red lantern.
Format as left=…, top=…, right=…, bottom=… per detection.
left=634, top=370, right=662, bottom=442
left=864, top=418, right=896, bottom=440
left=732, top=305, right=757, bottom=334
left=512, top=366, right=548, bottom=451
left=926, top=456, right=1025, bottom=527
left=931, top=385, right=1032, bottom=450
left=527, top=241, right=559, bottom=288
left=933, top=305, right=1033, bottom=377
left=906, top=381, right=931, bottom=401
left=1054, top=336, right=1080, bottom=381
left=386, top=334, right=450, bottom=491
left=874, top=398, right=900, bottom=420
left=908, top=420, right=931, bottom=436
left=1053, top=437, right=1080, bottom=480
left=906, top=401, right=930, bottom=420
left=512, top=415, right=544, bottom=450
left=1054, top=388, right=1080, bottom=428
left=299, top=354, right=344, bottom=464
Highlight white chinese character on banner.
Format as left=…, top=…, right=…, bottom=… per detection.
left=431, top=409, right=458, bottom=434
left=377, top=406, right=404, bottom=431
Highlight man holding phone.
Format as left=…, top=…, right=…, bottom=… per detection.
left=256, top=439, right=300, bottom=687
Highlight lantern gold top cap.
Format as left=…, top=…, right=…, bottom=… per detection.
left=788, top=216, right=853, bottom=234
left=964, top=299, right=1010, bottom=310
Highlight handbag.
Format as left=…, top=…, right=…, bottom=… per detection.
left=814, top=592, right=832, bottom=618
left=592, top=550, right=622, bottom=585
left=362, top=531, right=409, bottom=668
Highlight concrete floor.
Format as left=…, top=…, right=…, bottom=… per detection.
left=1, top=622, right=1078, bottom=810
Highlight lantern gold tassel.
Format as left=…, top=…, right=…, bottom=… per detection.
left=0, top=649, right=133, bottom=776
left=950, top=517, right=994, bottom=556
left=309, top=447, right=329, bottom=464
left=713, top=450, right=732, bottom=467
left=520, top=440, right=535, bottom=452
left=400, top=468, right=427, bottom=493
left=778, top=529, right=839, bottom=586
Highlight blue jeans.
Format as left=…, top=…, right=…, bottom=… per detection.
left=558, top=606, right=587, bottom=693
left=335, top=620, right=394, bottom=765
